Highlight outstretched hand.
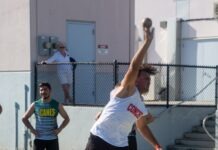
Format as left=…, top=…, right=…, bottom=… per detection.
left=142, top=18, right=154, bottom=43
left=144, top=27, right=154, bottom=43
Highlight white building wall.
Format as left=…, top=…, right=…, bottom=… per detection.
left=135, top=0, right=176, bottom=64
left=182, top=21, right=218, bottom=39
left=135, top=0, right=218, bottom=101
left=135, top=0, right=218, bottom=63
left=0, top=72, right=31, bottom=150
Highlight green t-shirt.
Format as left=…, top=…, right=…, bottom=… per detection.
left=34, top=99, right=59, bottom=140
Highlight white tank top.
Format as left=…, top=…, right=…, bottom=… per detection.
left=90, top=88, right=148, bottom=147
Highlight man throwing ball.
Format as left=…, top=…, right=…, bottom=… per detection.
left=85, top=18, right=162, bottom=150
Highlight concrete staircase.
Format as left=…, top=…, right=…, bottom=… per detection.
left=167, top=118, right=215, bottom=150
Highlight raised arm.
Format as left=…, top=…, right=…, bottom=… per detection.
left=120, top=19, right=154, bottom=90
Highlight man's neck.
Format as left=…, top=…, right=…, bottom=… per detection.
left=41, top=97, right=51, bottom=103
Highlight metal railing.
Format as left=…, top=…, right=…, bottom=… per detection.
left=35, top=61, right=218, bottom=107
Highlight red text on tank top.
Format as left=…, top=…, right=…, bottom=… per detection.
left=127, top=103, right=143, bottom=118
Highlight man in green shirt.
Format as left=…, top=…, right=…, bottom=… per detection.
left=22, top=82, right=70, bottom=150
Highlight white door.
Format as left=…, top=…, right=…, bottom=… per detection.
left=180, top=39, right=218, bottom=101
left=67, top=21, right=96, bottom=104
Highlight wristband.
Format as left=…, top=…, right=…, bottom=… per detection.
left=155, top=144, right=162, bottom=150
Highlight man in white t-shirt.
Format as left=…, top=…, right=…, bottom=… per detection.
left=41, top=42, right=73, bottom=104
left=85, top=18, right=162, bottom=150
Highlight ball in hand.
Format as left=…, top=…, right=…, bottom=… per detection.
left=142, top=18, right=152, bottom=29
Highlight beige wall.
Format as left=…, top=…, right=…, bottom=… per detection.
left=0, top=0, right=31, bottom=71
left=0, top=0, right=134, bottom=70
left=35, top=0, right=133, bottom=63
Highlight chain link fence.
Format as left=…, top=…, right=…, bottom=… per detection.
left=35, top=62, right=217, bottom=107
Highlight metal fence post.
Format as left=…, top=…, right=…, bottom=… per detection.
left=215, top=65, right=218, bottom=109
left=215, top=65, right=218, bottom=150
left=34, top=63, right=38, bottom=100
left=113, top=60, right=118, bottom=87
left=72, top=67, right=76, bottom=105
left=166, top=65, right=170, bottom=108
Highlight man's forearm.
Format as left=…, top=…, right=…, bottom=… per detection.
left=132, top=41, right=150, bottom=65
left=22, top=119, right=35, bottom=132
left=59, top=118, right=69, bottom=130
left=137, top=123, right=160, bottom=148
left=130, top=28, right=153, bottom=70
left=144, top=125, right=159, bottom=146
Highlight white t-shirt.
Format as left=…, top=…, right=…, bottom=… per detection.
left=46, top=50, right=72, bottom=73
left=90, top=88, right=148, bottom=147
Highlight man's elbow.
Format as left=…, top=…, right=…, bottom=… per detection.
left=65, top=116, right=70, bottom=124
left=144, top=113, right=155, bottom=124
left=22, top=116, right=27, bottom=124
left=137, top=121, right=147, bottom=131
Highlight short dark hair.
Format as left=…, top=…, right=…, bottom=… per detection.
left=39, top=82, right=51, bottom=90
left=138, top=64, right=157, bottom=76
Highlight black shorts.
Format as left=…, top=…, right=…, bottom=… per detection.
left=85, top=133, right=128, bottom=150
left=34, top=138, right=59, bottom=150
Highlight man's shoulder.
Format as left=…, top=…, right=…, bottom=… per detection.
left=34, top=99, right=41, bottom=103
left=51, top=99, right=59, bottom=102
left=112, top=86, right=137, bottom=98
left=51, top=99, right=60, bottom=105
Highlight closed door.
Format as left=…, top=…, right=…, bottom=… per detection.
left=67, top=21, right=96, bottom=104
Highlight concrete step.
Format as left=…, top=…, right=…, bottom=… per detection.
left=168, top=114, right=216, bottom=150
left=184, top=132, right=214, bottom=140
left=167, top=144, right=215, bottom=150
left=175, top=139, right=214, bottom=147
left=192, top=126, right=215, bottom=133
